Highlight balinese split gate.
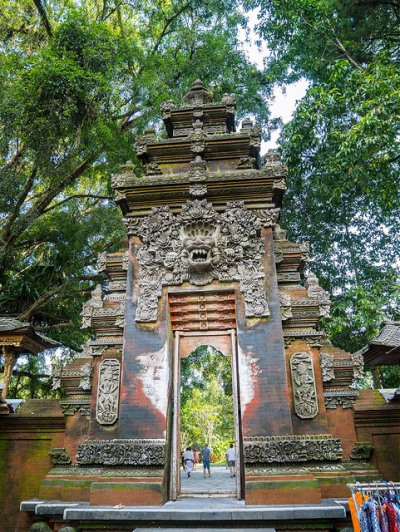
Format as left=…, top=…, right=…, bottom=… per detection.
left=2, top=80, right=399, bottom=531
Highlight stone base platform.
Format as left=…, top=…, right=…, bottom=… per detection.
left=20, top=497, right=349, bottom=532
left=39, top=467, right=166, bottom=506
left=244, top=463, right=380, bottom=504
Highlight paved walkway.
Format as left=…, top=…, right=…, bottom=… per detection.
left=180, top=465, right=237, bottom=497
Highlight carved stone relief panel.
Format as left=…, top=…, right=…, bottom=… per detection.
left=279, top=293, right=292, bottom=321
left=96, top=359, right=121, bottom=425
left=51, top=362, right=93, bottom=391
left=290, top=352, right=318, bottom=419
left=60, top=397, right=91, bottom=416
left=351, top=352, right=365, bottom=380
left=76, top=439, right=165, bottom=466
left=349, top=441, right=373, bottom=461
left=134, top=199, right=269, bottom=322
left=189, top=183, right=207, bottom=197
left=49, top=448, right=72, bottom=466
left=324, top=389, right=359, bottom=409
left=80, top=284, right=104, bottom=328
left=189, top=156, right=207, bottom=181
left=305, top=272, right=331, bottom=317
left=243, top=435, right=342, bottom=464
left=320, top=352, right=335, bottom=382
left=254, top=207, right=280, bottom=228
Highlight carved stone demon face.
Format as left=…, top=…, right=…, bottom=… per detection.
left=180, top=222, right=220, bottom=272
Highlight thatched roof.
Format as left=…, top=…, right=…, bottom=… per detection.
left=357, top=322, right=400, bottom=366
left=0, top=317, right=59, bottom=354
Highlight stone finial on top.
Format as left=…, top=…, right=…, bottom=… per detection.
left=305, top=272, right=330, bottom=304
left=274, top=224, right=287, bottom=241
left=241, top=118, right=254, bottom=132
left=221, top=93, right=236, bottom=112
left=160, top=99, right=175, bottom=119
left=264, top=149, right=281, bottom=166
left=183, top=79, right=213, bottom=105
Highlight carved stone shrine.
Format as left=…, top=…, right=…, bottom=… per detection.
left=2, top=80, right=399, bottom=532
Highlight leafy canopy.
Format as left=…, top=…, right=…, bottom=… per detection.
left=250, top=0, right=400, bottom=363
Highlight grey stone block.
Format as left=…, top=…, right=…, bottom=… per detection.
left=20, top=500, right=45, bottom=512
left=36, top=502, right=86, bottom=515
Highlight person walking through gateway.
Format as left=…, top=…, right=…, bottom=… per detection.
left=201, top=443, right=212, bottom=478
left=226, top=443, right=236, bottom=478
left=183, top=446, right=194, bottom=477
left=192, top=446, right=198, bottom=471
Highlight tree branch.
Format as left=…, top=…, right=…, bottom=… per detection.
left=32, top=0, right=53, bottom=38
left=17, top=273, right=105, bottom=322
left=35, top=322, right=74, bottom=331
left=0, top=155, right=95, bottom=256
left=11, top=369, right=51, bottom=380
left=0, top=144, right=25, bottom=172
left=43, top=194, right=112, bottom=213
left=301, top=17, right=365, bottom=71
left=17, top=283, right=69, bottom=322
left=101, top=0, right=126, bottom=21
left=135, top=1, right=192, bottom=82
left=1, top=167, right=37, bottom=243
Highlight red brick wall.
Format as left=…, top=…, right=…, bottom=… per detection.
left=0, top=409, right=65, bottom=532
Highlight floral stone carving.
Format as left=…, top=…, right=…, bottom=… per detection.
left=51, top=362, right=92, bottom=391
left=49, top=448, right=72, bottom=466
left=279, top=293, right=292, bottom=321
left=96, top=359, right=121, bottom=425
left=290, top=352, right=318, bottom=419
left=243, top=435, right=342, bottom=464
left=135, top=199, right=269, bottom=322
left=76, top=439, right=165, bottom=466
left=349, top=441, right=373, bottom=460
left=351, top=352, right=365, bottom=380
left=324, top=389, right=359, bottom=409
left=320, top=352, right=335, bottom=382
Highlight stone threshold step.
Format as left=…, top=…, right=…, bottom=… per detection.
left=178, top=494, right=236, bottom=499
left=20, top=500, right=347, bottom=521
left=135, top=529, right=275, bottom=532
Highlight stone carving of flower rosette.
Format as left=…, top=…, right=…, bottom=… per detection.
left=243, top=442, right=263, bottom=463
left=76, top=441, right=98, bottom=465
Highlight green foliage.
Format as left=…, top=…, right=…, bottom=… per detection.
left=1, top=347, right=75, bottom=399
left=180, top=346, right=234, bottom=460
left=250, top=0, right=400, bottom=378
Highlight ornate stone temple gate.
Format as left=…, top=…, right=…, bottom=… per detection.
left=14, top=80, right=398, bottom=530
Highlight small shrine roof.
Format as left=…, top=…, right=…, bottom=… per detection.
left=0, top=317, right=59, bottom=353
left=0, top=317, right=31, bottom=332
left=357, top=321, right=400, bottom=366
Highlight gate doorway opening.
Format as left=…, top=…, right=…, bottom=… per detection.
left=170, top=330, right=243, bottom=500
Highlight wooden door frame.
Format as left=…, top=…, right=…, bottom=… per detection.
left=170, top=329, right=242, bottom=500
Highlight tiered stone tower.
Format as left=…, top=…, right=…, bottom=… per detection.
left=42, top=80, right=379, bottom=509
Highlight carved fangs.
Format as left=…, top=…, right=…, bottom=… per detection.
left=190, top=248, right=211, bottom=263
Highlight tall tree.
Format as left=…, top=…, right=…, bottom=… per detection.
left=0, top=0, right=272, bottom=352
left=251, top=0, right=400, bottom=355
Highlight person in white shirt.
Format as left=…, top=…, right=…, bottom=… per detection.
left=226, top=443, right=236, bottom=478
left=183, top=446, right=194, bottom=477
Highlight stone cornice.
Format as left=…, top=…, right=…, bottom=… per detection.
left=112, top=166, right=287, bottom=189
left=0, top=415, right=65, bottom=432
